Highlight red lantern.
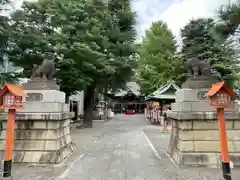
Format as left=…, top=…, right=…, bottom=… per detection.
left=205, top=81, right=237, bottom=108
left=205, top=81, right=237, bottom=180
left=0, top=84, right=24, bottom=109
left=0, top=84, right=25, bottom=177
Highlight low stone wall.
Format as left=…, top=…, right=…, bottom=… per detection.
left=168, top=112, right=240, bottom=168
left=0, top=112, right=75, bottom=164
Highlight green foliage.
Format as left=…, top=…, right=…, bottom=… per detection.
left=49, top=0, right=111, bottom=95
left=136, top=21, right=180, bottom=95
left=0, top=0, right=10, bottom=5
left=216, top=2, right=240, bottom=39
left=0, top=14, right=18, bottom=84
left=181, top=18, right=239, bottom=87
left=136, top=16, right=239, bottom=95
left=0, top=0, right=11, bottom=11
left=1, top=0, right=136, bottom=98
left=215, top=1, right=240, bottom=88
left=0, top=15, right=9, bottom=65
left=103, top=0, right=137, bottom=93
left=181, top=19, right=216, bottom=61
left=0, top=72, right=19, bottom=86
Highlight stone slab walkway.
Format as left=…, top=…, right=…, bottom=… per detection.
left=143, top=125, right=240, bottom=180
left=57, top=116, right=166, bottom=180
left=2, top=114, right=240, bottom=180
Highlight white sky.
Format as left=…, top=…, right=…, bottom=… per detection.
left=132, top=0, right=237, bottom=42
left=2, top=0, right=238, bottom=43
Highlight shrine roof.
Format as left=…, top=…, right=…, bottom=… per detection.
left=0, top=84, right=24, bottom=97
left=146, top=81, right=180, bottom=101
left=205, top=81, right=237, bottom=98
left=110, top=82, right=141, bottom=97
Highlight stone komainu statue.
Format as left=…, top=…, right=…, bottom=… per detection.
left=187, top=57, right=212, bottom=79
left=31, top=59, right=56, bottom=80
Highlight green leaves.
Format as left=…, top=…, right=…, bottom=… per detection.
left=0, top=0, right=136, bottom=97
left=0, top=71, right=19, bottom=86
left=137, top=8, right=240, bottom=95
left=104, top=0, right=137, bottom=93
left=136, top=21, right=180, bottom=95
left=216, top=3, right=240, bottom=39
left=181, top=18, right=238, bottom=88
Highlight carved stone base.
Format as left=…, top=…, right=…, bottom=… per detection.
left=11, top=142, right=75, bottom=163
left=168, top=112, right=240, bottom=168
left=182, top=78, right=216, bottom=89
left=23, top=78, right=60, bottom=90
left=168, top=148, right=240, bottom=168
left=167, top=87, right=240, bottom=167
left=0, top=112, right=75, bottom=164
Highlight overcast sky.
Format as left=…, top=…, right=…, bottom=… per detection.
left=3, top=0, right=237, bottom=43
left=132, top=0, right=236, bottom=42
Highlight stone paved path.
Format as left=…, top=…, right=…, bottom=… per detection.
left=57, top=114, right=240, bottom=180
left=3, top=114, right=240, bottom=180
left=57, top=114, right=165, bottom=180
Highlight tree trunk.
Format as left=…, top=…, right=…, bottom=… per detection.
left=65, top=94, right=70, bottom=104
left=83, top=85, right=96, bottom=128
left=104, top=86, right=108, bottom=101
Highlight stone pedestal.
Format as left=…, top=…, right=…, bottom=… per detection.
left=181, top=79, right=216, bottom=89
left=0, top=84, right=75, bottom=164
left=168, top=89, right=240, bottom=168
left=22, top=78, right=60, bottom=91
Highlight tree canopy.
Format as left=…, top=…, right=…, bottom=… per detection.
left=136, top=13, right=239, bottom=95
left=216, top=2, right=240, bottom=39
left=181, top=18, right=239, bottom=87
left=5, top=0, right=109, bottom=95
left=0, top=3, right=19, bottom=86
left=136, top=21, right=181, bottom=95
left=0, top=0, right=137, bottom=126
left=2, top=0, right=136, bottom=90
left=102, top=0, right=137, bottom=93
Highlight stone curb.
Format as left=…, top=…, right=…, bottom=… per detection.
left=93, top=118, right=112, bottom=123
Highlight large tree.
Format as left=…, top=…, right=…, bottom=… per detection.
left=4, top=0, right=110, bottom=127
left=181, top=18, right=238, bottom=87
left=136, top=21, right=181, bottom=95
left=4, top=0, right=82, bottom=92
left=0, top=9, right=18, bottom=85
left=3, top=0, right=137, bottom=127
left=215, top=1, right=240, bottom=88
left=216, top=2, right=240, bottom=39
left=105, top=0, right=137, bottom=93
